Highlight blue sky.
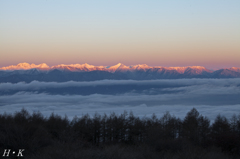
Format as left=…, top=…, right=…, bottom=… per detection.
left=0, top=0, right=240, bottom=68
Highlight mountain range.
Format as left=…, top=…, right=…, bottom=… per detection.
left=0, top=63, right=240, bottom=83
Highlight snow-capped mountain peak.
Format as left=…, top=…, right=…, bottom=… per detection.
left=0, top=63, right=239, bottom=76
left=106, top=63, right=128, bottom=72
left=1, top=63, right=240, bottom=83
left=36, top=63, right=49, bottom=69
left=111, top=63, right=123, bottom=68
left=0, top=62, right=50, bottom=70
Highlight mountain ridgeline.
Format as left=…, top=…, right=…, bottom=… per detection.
left=0, top=63, right=240, bottom=83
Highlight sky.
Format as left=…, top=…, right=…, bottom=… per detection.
left=0, top=0, right=240, bottom=69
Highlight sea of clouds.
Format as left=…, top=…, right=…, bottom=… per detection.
left=0, top=78, right=240, bottom=122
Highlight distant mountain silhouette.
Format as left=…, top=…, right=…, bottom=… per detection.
left=0, top=63, right=239, bottom=83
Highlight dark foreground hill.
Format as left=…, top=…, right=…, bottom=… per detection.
left=0, top=108, right=240, bottom=158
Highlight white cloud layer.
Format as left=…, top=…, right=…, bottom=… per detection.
left=1, top=78, right=240, bottom=92
left=0, top=79, right=240, bottom=122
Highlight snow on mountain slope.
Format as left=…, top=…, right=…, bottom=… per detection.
left=0, top=63, right=49, bottom=70
left=229, top=67, right=240, bottom=72
left=0, top=63, right=238, bottom=76
left=165, top=66, right=212, bottom=74
left=1, top=63, right=240, bottom=83
left=106, top=63, right=130, bottom=72
left=129, top=64, right=151, bottom=71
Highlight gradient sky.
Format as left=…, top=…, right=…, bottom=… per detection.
left=0, top=0, right=240, bottom=69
